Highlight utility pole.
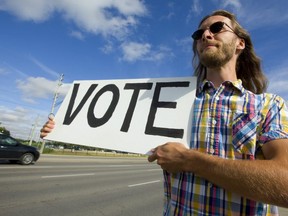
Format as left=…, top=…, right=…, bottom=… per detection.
left=29, top=115, right=39, bottom=146
left=40, top=74, right=64, bottom=153
left=50, top=74, right=64, bottom=115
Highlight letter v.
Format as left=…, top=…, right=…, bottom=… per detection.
left=63, top=83, right=98, bottom=125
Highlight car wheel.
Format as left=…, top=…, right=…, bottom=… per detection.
left=19, top=153, right=35, bottom=165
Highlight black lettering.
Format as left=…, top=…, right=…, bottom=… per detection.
left=87, top=84, right=120, bottom=127
left=120, top=83, right=153, bottom=132
left=63, top=83, right=98, bottom=125
left=145, top=81, right=190, bottom=138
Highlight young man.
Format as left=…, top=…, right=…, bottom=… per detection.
left=148, top=10, right=288, bottom=215
left=41, top=9, right=288, bottom=216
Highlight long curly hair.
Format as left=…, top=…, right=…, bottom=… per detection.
left=192, top=10, right=268, bottom=94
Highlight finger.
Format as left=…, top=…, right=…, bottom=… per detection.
left=40, top=129, right=50, bottom=137
left=40, top=121, right=55, bottom=138
left=147, top=148, right=156, bottom=161
left=40, top=132, right=48, bottom=139
left=48, top=120, right=55, bottom=127
left=40, top=130, right=50, bottom=138
left=44, top=119, right=55, bottom=128
left=48, top=113, right=55, bottom=120
left=41, top=124, right=54, bottom=132
left=148, top=151, right=158, bottom=162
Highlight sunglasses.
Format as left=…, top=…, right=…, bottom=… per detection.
left=191, top=21, right=236, bottom=40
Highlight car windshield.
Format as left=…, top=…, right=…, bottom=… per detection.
left=0, top=134, right=18, bottom=146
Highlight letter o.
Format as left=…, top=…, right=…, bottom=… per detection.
left=87, top=84, right=120, bottom=127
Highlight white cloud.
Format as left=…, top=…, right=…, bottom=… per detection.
left=0, top=0, right=55, bottom=22
left=148, top=45, right=174, bottom=62
left=120, top=42, right=151, bottom=62
left=186, top=1, right=288, bottom=30
left=120, top=42, right=174, bottom=62
left=215, top=0, right=288, bottom=29
left=159, top=2, right=175, bottom=20
left=29, top=56, right=60, bottom=78
left=0, top=0, right=147, bottom=39
left=70, top=30, right=85, bottom=40
left=0, top=67, right=9, bottom=75
left=0, top=106, right=29, bottom=122
left=267, top=66, right=288, bottom=101
left=220, top=0, right=242, bottom=11
left=176, top=37, right=192, bottom=53
left=3, top=64, right=29, bottom=78
left=101, top=41, right=114, bottom=54
left=0, top=108, right=51, bottom=142
left=0, top=105, right=42, bottom=139
left=186, top=0, right=203, bottom=23
left=0, top=75, right=71, bottom=139
left=16, top=77, right=71, bottom=103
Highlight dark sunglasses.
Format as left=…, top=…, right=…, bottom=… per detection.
left=191, top=21, right=236, bottom=40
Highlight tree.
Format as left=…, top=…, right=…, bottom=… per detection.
left=0, top=127, right=10, bottom=136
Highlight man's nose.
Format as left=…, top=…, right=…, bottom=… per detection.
left=202, top=29, right=213, bottom=40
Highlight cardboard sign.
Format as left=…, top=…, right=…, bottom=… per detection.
left=45, top=77, right=197, bottom=154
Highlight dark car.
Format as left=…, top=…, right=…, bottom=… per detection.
left=0, top=133, right=40, bottom=165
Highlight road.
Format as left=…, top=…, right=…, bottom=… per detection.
left=0, top=155, right=287, bottom=216
left=0, top=155, right=163, bottom=216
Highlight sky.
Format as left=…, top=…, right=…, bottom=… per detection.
left=0, top=0, right=288, bottom=141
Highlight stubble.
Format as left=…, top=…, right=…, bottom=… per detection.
left=199, top=38, right=237, bottom=68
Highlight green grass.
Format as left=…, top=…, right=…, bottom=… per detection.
left=42, top=148, right=146, bottom=158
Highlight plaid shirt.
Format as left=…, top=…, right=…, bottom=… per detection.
left=163, top=79, right=288, bottom=216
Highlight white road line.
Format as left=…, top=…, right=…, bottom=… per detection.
left=146, top=169, right=161, bottom=172
left=0, top=164, right=148, bottom=169
left=41, top=173, right=95, bottom=178
left=128, top=180, right=161, bottom=187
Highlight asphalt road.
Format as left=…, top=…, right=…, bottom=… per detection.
left=0, top=155, right=287, bottom=216
left=0, top=155, right=163, bottom=216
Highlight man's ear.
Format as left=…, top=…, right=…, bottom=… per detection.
left=236, top=38, right=245, bottom=51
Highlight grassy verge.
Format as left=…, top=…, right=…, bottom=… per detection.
left=42, top=148, right=146, bottom=158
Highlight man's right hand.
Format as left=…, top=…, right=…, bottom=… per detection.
left=40, top=116, right=55, bottom=138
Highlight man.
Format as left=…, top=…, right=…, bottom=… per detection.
left=148, top=10, right=288, bottom=215
left=40, top=10, right=288, bottom=216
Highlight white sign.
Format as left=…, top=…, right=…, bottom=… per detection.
left=45, top=77, right=197, bottom=154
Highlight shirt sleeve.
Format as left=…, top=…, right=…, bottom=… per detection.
left=258, top=94, right=288, bottom=144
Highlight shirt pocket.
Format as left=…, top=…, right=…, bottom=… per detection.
left=232, top=112, right=258, bottom=156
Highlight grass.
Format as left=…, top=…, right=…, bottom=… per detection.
left=42, top=148, right=146, bottom=158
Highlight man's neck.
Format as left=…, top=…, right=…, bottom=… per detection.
left=206, top=64, right=237, bottom=88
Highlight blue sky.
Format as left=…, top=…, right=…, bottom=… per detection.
left=0, top=0, right=288, bottom=140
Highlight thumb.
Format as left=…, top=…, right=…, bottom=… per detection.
left=48, top=113, right=55, bottom=120
left=147, top=149, right=158, bottom=162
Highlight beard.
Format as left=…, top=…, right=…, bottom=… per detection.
left=199, top=39, right=236, bottom=68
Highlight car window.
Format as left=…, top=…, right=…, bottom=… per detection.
left=0, top=135, right=18, bottom=146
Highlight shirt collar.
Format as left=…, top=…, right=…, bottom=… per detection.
left=198, top=79, right=246, bottom=95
